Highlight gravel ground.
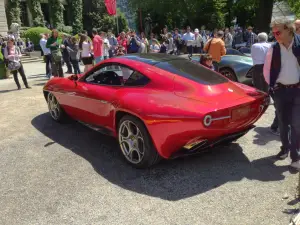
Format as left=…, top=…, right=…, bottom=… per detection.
left=0, top=62, right=299, bottom=225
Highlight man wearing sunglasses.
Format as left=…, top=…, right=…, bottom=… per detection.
left=263, top=18, right=300, bottom=170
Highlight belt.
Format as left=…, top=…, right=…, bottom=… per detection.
left=275, top=82, right=300, bottom=89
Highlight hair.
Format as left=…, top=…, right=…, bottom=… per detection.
left=257, top=32, right=268, bottom=42
left=217, top=30, right=224, bottom=38
left=7, top=37, right=15, bottom=44
left=79, top=34, right=87, bottom=50
left=271, top=18, right=295, bottom=34
left=92, top=28, right=98, bottom=35
left=82, top=30, right=87, bottom=34
left=70, top=36, right=77, bottom=45
left=52, top=29, right=58, bottom=37
left=200, top=54, right=213, bottom=65
left=247, top=26, right=253, bottom=30
left=174, top=28, right=179, bottom=32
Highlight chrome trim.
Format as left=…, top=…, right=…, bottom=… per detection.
left=211, top=116, right=231, bottom=121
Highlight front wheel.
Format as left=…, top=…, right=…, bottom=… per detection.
left=47, top=92, right=68, bottom=122
left=118, top=115, right=161, bottom=168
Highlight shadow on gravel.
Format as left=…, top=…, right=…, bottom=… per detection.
left=252, top=126, right=280, bottom=145
left=31, top=113, right=290, bottom=201
left=27, top=74, right=46, bottom=79
left=34, top=82, right=47, bottom=86
left=0, top=89, right=19, bottom=94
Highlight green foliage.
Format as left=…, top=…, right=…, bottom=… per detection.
left=23, top=27, right=51, bottom=46
left=84, top=0, right=128, bottom=34
left=59, top=26, right=73, bottom=34
left=286, top=0, right=300, bottom=18
left=6, top=0, right=21, bottom=26
left=49, top=0, right=64, bottom=29
left=27, top=0, right=44, bottom=27
left=128, top=0, right=228, bottom=31
left=71, top=0, right=83, bottom=34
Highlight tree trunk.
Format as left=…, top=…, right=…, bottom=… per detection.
left=255, top=0, right=274, bottom=33
left=27, top=0, right=44, bottom=27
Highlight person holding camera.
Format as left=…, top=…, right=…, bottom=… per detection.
left=127, top=30, right=141, bottom=54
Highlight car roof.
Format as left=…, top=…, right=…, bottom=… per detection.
left=118, top=53, right=182, bottom=65
left=118, top=53, right=228, bottom=85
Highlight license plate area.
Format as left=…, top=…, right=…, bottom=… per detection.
left=231, top=105, right=251, bottom=121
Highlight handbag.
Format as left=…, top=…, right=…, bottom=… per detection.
left=51, top=49, right=62, bottom=62
left=7, top=47, right=21, bottom=71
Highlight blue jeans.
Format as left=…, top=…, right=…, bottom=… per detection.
left=274, top=87, right=300, bottom=162
left=95, top=56, right=103, bottom=64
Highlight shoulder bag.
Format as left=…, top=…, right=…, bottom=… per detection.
left=7, top=46, right=21, bottom=71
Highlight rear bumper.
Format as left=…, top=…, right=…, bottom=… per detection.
left=170, top=125, right=254, bottom=158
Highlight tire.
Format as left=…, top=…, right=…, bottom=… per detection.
left=219, top=68, right=238, bottom=82
left=118, top=115, right=161, bottom=168
left=47, top=92, right=68, bottom=123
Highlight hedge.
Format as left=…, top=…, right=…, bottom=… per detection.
left=22, top=27, right=71, bottom=50
left=22, top=27, right=51, bottom=47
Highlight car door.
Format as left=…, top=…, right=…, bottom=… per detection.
left=73, top=63, right=134, bottom=130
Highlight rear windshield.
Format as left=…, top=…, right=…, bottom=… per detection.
left=155, top=59, right=228, bottom=85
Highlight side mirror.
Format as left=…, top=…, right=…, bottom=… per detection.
left=69, top=74, right=78, bottom=81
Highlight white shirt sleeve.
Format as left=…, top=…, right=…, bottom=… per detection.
left=263, top=47, right=273, bottom=85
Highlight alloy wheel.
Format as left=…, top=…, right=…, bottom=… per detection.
left=48, top=93, right=60, bottom=120
left=220, top=69, right=237, bottom=81
left=118, top=120, right=145, bottom=164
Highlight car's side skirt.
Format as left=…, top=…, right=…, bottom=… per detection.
left=77, top=120, right=115, bottom=137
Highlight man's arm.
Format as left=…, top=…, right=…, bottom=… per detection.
left=263, top=47, right=273, bottom=85
left=220, top=41, right=226, bottom=56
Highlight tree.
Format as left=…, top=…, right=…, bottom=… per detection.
left=27, top=0, right=45, bottom=27
left=71, top=0, right=83, bottom=34
left=6, top=0, right=21, bottom=27
left=286, top=0, right=300, bottom=18
left=255, top=0, right=274, bottom=33
left=49, top=0, right=64, bottom=29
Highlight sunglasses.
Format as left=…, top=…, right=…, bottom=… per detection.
left=273, top=31, right=282, bottom=36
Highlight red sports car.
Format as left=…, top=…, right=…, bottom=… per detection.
left=43, top=54, right=269, bottom=168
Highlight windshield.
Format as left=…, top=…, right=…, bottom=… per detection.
left=155, top=59, right=228, bottom=85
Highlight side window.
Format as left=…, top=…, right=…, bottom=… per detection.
left=84, top=64, right=133, bottom=86
left=125, top=71, right=150, bottom=86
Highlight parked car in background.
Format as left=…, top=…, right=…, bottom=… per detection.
left=185, top=54, right=254, bottom=85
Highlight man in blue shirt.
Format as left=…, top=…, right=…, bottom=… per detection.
left=182, top=26, right=195, bottom=56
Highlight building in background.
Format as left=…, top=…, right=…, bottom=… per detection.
left=0, top=0, right=8, bottom=35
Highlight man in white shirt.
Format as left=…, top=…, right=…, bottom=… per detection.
left=39, top=33, right=52, bottom=78
left=251, top=32, right=271, bottom=92
left=263, top=18, right=300, bottom=170
left=193, top=29, right=203, bottom=53
left=251, top=33, right=279, bottom=135
left=183, top=26, right=195, bottom=56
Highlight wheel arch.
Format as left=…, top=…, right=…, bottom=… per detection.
left=219, top=67, right=238, bottom=82
left=43, top=90, right=49, bottom=101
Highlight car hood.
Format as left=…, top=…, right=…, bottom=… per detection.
left=174, top=80, right=258, bottom=106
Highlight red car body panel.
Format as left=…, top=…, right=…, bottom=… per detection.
left=44, top=55, right=268, bottom=159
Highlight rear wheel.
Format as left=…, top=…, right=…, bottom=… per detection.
left=219, top=68, right=238, bottom=82
left=47, top=92, right=68, bottom=122
left=118, top=115, right=161, bottom=168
